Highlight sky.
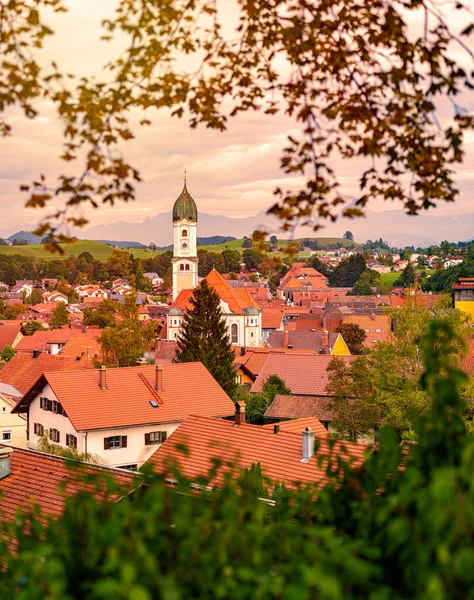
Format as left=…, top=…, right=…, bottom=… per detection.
left=0, top=0, right=473, bottom=239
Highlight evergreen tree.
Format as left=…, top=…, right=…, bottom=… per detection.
left=174, top=280, right=237, bottom=397
left=50, top=301, right=69, bottom=329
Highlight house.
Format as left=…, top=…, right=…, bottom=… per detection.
left=453, top=277, right=474, bottom=321
left=143, top=272, right=163, bottom=286
left=0, top=446, right=139, bottom=525
left=340, top=312, right=392, bottom=348
left=149, top=410, right=370, bottom=491
left=168, top=269, right=262, bottom=347
left=234, top=347, right=316, bottom=386
left=17, top=326, right=101, bottom=356
left=43, top=291, right=68, bottom=304
left=261, top=309, right=285, bottom=341
left=266, top=330, right=351, bottom=355
left=12, top=362, right=235, bottom=469
left=0, top=322, right=23, bottom=352
left=444, top=255, right=464, bottom=269
left=0, top=383, right=26, bottom=447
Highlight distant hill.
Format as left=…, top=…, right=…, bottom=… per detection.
left=97, top=240, right=147, bottom=249
left=8, top=230, right=42, bottom=244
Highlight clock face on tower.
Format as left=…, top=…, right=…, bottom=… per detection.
left=181, top=241, right=189, bottom=250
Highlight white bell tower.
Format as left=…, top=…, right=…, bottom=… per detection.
left=172, top=173, right=198, bottom=300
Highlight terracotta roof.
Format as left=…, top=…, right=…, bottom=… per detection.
left=15, top=363, right=235, bottom=431
left=0, top=351, right=95, bottom=395
left=267, top=331, right=341, bottom=352
left=264, top=394, right=335, bottom=421
left=279, top=276, right=305, bottom=289
left=60, top=337, right=102, bottom=359
left=262, top=417, right=329, bottom=438
left=150, top=415, right=369, bottom=490
left=14, top=330, right=51, bottom=352
left=261, top=310, right=284, bottom=329
left=0, top=323, right=22, bottom=350
left=0, top=446, right=138, bottom=523
left=251, top=354, right=353, bottom=395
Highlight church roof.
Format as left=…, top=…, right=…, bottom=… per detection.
left=172, top=180, right=198, bottom=223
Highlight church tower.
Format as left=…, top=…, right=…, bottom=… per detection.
left=172, top=175, right=198, bottom=300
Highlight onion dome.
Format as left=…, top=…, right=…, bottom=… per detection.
left=172, top=178, right=198, bottom=223
left=168, top=307, right=183, bottom=316
left=245, top=306, right=259, bottom=315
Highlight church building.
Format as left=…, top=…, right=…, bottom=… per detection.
left=167, top=179, right=262, bottom=347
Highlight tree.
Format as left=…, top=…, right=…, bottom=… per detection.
left=0, top=345, right=15, bottom=363
left=50, top=301, right=69, bottom=329
left=335, top=323, right=367, bottom=355
left=246, top=375, right=291, bottom=424
left=242, top=249, right=264, bottom=271
left=328, top=255, right=366, bottom=287
left=27, top=287, right=44, bottom=305
left=343, top=231, right=354, bottom=241
left=326, top=356, right=379, bottom=441
left=174, top=280, right=236, bottom=397
left=402, top=248, right=413, bottom=261
left=78, top=251, right=94, bottom=263
left=197, top=250, right=226, bottom=277
left=241, top=237, right=252, bottom=249
left=221, top=249, right=241, bottom=273
left=395, top=263, right=416, bottom=288
left=23, top=320, right=46, bottom=336
left=269, top=235, right=278, bottom=246
left=83, top=299, right=117, bottom=329
left=106, top=250, right=133, bottom=278
left=99, top=313, right=155, bottom=367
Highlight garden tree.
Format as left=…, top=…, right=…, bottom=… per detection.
left=3, top=303, right=28, bottom=320
left=343, top=231, right=354, bottom=241
left=105, top=250, right=133, bottom=279
left=23, top=320, right=46, bottom=336
left=0, top=238, right=7, bottom=246
left=269, top=235, right=278, bottom=246
left=395, top=262, right=416, bottom=288
left=56, top=280, right=79, bottom=303
left=402, top=248, right=413, bottom=261
left=326, top=356, right=379, bottom=441
left=4, top=324, right=474, bottom=597
left=417, top=254, right=426, bottom=269
left=197, top=250, right=226, bottom=277
left=27, top=287, right=44, bottom=305
left=83, top=299, right=117, bottom=329
left=242, top=248, right=264, bottom=271
left=335, top=323, right=367, bottom=355
left=241, top=237, right=252, bottom=249
left=245, top=375, right=291, bottom=424
left=36, top=430, right=98, bottom=463
left=306, top=255, right=332, bottom=277
left=77, top=251, right=94, bottom=262
left=221, top=249, right=241, bottom=273
left=328, top=254, right=367, bottom=287
left=424, top=257, right=474, bottom=293
left=50, top=301, right=69, bottom=329
left=440, top=240, right=455, bottom=257
left=174, top=280, right=236, bottom=396
left=0, top=345, right=15, bottom=363
left=328, top=296, right=471, bottom=438
left=350, top=269, right=387, bottom=296
left=258, top=255, right=281, bottom=278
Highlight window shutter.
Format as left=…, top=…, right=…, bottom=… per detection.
left=66, top=434, right=70, bottom=446
left=162, top=431, right=167, bottom=443
left=40, top=397, right=45, bottom=410
left=121, top=436, right=127, bottom=448
left=144, top=433, right=150, bottom=445
left=104, top=437, right=110, bottom=450
left=57, top=431, right=60, bottom=443
left=47, top=399, right=53, bottom=412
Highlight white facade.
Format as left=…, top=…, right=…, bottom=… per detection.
left=0, top=395, right=27, bottom=448
left=27, top=384, right=179, bottom=468
left=172, top=218, right=198, bottom=300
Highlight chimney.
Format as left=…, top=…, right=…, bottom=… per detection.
left=321, top=329, right=329, bottom=353
left=0, top=447, right=13, bottom=480
left=273, top=424, right=280, bottom=434
left=240, top=347, right=246, bottom=357
left=234, top=401, right=246, bottom=426
left=283, top=331, right=289, bottom=348
left=301, top=427, right=315, bottom=462
left=155, top=365, right=163, bottom=392
left=99, top=365, right=107, bottom=390
left=371, top=312, right=375, bottom=321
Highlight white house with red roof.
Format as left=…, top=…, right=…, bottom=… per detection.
left=12, top=363, right=235, bottom=470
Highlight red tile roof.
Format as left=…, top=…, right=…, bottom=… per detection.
left=0, top=322, right=22, bottom=350
left=261, top=309, right=284, bottom=329
left=15, top=363, right=235, bottom=431
left=0, top=351, right=95, bottom=394
left=150, top=415, right=369, bottom=490
left=251, top=354, right=353, bottom=396
left=262, top=417, right=329, bottom=438
left=264, top=394, right=335, bottom=420
left=0, top=446, right=138, bottom=523
left=60, top=337, right=102, bottom=359
left=14, top=330, right=51, bottom=352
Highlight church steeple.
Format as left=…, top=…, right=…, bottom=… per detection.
left=172, top=173, right=198, bottom=223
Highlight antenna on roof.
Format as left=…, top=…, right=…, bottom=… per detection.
left=184, top=167, right=187, bottom=182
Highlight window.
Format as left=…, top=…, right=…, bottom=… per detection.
left=2, top=431, right=11, bottom=441
left=182, top=229, right=188, bottom=237
left=50, top=428, right=60, bottom=443
left=231, top=323, right=238, bottom=344
left=375, top=328, right=382, bottom=332
left=364, top=328, right=370, bottom=333
left=104, top=435, right=127, bottom=449
left=2, top=407, right=6, bottom=413
left=185, top=264, right=190, bottom=271
left=145, top=431, right=167, bottom=445
left=34, top=423, right=44, bottom=436
left=250, top=332, right=254, bottom=337
left=119, top=464, right=137, bottom=471
left=40, top=397, right=66, bottom=416
left=66, top=434, right=77, bottom=448
left=180, top=264, right=184, bottom=271
left=235, top=375, right=242, bottom=385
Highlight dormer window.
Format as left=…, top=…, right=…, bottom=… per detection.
left=182, top=229, right=188, bottom=237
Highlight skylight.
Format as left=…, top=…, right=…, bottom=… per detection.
left=149, top=400, right=159, bottom=408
